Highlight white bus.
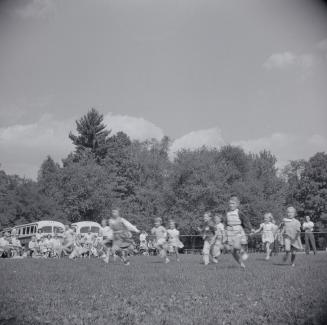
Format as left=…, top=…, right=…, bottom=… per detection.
left=71, top=221, right=101, bottom=235
left=11, top=220, right=65, bottom=247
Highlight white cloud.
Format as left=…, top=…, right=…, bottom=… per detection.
left=307, top=134, right=327, bottom=148
left=263, top=51, right=314, bottom=70
left=317, top=38, right=327, bottom=52
left=103, top=113, right=164, bottom=142
left=0, top=114, right=73, bottom=179
left=232, top=133, right=296, bottom=153
left=232, top=133, right=327, bottom=168
left=1, top=111, right=326, bottom=179
left=169, top=127, right=225, bottom=160
left=0, top=113, right=164, bottom=179
left=263, top=52, right=296, bottom=70
left=317, top=38, right=327, bottom=61
left=13, top=0, right=56, bottom=20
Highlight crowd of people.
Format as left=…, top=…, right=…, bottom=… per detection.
left=0, top=196, right=319, bottom=268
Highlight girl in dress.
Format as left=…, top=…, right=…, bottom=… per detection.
left=167, top=220, right=184, bottom=262
left=280, top=207, right=302, bottom=267
left=109, top=208, right=140, bottom=265
left=252, top=213, right=276, bottom=260
left=213, top=214, right=225, bottom=260
left=225, top=196, right=253, bottom=269
left=151, top=217, right=169, bottom=263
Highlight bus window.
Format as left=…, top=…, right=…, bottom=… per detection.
left=80, top=227, right=89, bottom=233
left=91, top=226, right=99, bottom=233
left=40, top=226, right=52, bottom=233
left=31, top=226, right=36, bottom=233
left=26, top=227, right=30, bottom=235
left=17, top=228, right=21, bottom=235
left=54, top=226, right=64, bottom=234
left=22, top=228, right=26, bottom=235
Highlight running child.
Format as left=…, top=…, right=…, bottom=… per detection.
left=198, top=212, right=219, bottom=265
left=280, top=206, right=302, bottom=267
left=151, top=217, right=169, bottom=263
left=225, top=196, right=253, bottom=269
left=252, top=212, right=276, bottom=260
left=213, top=214, right=225, bottom=259
left=167, top=220, right=184, bottom=262
left=109, top=208, right=140, bottom=265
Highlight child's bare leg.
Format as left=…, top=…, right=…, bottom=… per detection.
left=290, top=248, right=296, bottom=266
left=174, top=247, right=179, bottom=261
left=239, top=245, right=248, bottom=261
left=266, top=243, right=271, bottom=260
left=162, top=246, right=169, bottom=263
left=283, top=251, right=290, bottom=262
left=203, top=241, right=210, bottom=265
left=232, top=248, right=245, bottom=268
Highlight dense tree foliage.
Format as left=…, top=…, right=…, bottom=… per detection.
left=1, top=109, right=326, bottom=232
left=282, top=153, right=327, bottom=226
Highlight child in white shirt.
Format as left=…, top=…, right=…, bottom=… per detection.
left=167, top=220, right=183, bottom=262
left=252, top=213, right=276, bottom=260
left=280, top=207, right=302, bottom=267
left=151, top=217, right=169, bottom=263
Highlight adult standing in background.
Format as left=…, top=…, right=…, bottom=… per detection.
left=302, top=216, right=317, bottom=255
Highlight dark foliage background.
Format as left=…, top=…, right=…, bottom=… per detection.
left=1, top=109, right=327, bottom=232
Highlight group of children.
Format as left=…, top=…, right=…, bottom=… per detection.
left=147, top=196, right=303, bottom=269
left=197, top=197, right=303, bottom=268
left=0, top=231, right=23, bottom=258
left=0, top=196, right=305, bottom=268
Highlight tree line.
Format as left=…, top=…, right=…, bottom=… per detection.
left=1, top=108, right=326, bottom=233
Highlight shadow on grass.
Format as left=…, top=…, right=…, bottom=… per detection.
left=272, top=263, right=291, bottom=266
left=255, top=257, right=269, bottom=261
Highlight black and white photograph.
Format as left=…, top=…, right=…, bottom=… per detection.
left=0, top=0, right=327, bottom=324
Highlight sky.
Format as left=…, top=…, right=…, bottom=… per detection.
left=0, top=0, right=327, bottom=179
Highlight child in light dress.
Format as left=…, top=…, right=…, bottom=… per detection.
left=28, top=235, right=40, bottom=257
left=280, top=207, right=303, bottom=267
left=151, top=217, right=169, bottom=263
left=225, top=196, right=253, bottom=269
left=109, top=208, right=140, bottom=265
left=252, top=213, right=277, bottom=260
left=213, top=214, right=225, bottom=259
left=51, top=234, right=62, bottom=258
left=167, top=220, right=184, bottom=262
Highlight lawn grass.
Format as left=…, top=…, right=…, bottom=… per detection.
left=0, top=253, right=327, bottom=325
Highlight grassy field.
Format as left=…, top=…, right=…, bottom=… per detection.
left=0, top=253, right=327, bottom=325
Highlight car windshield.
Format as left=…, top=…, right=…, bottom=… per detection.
left=39, top=226, right=52, bottom=233
left=54, top=226, right=64, bottom=234
left=80, top=227, right=89, bottom=233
